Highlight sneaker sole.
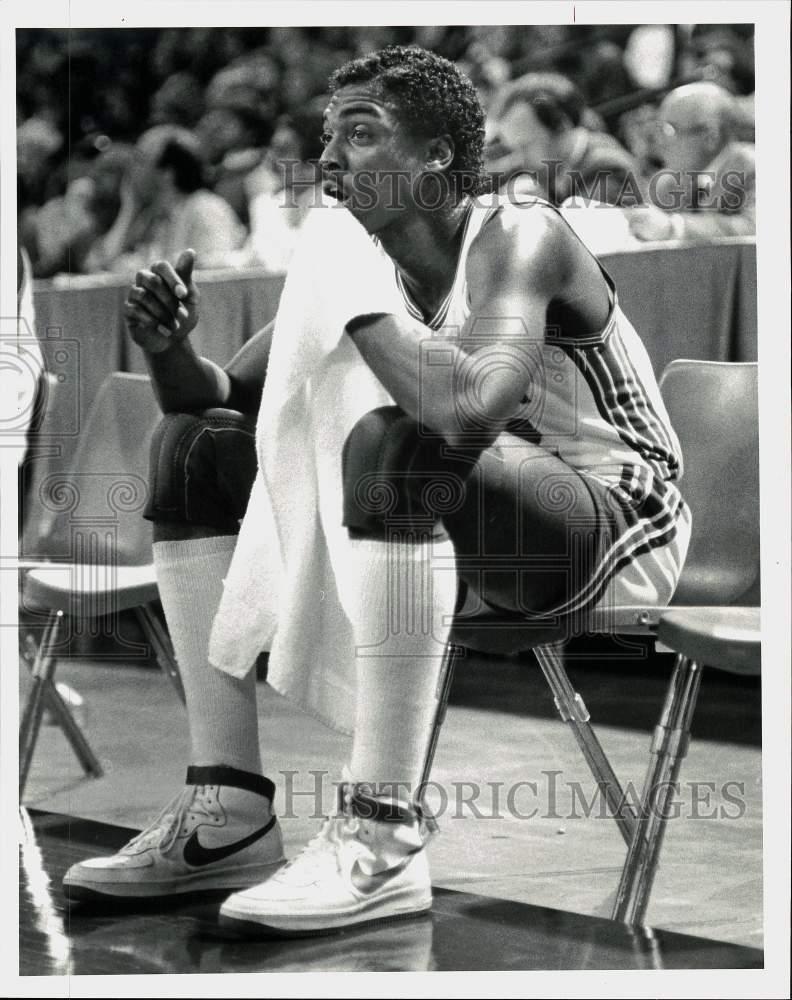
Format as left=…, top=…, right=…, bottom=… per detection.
left=63, top=860, right=285, bottom=903
left=217, top=903, right=433, bottom=939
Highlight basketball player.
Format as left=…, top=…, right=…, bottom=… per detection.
left=64, top=47, right=690, bottom=937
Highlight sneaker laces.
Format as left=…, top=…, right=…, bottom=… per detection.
left=121, top=785, right=215, bottom=855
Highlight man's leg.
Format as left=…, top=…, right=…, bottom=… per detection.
left=218, top=408, right=459, bottom=936
left=153, top=523, right=261, bottom=773
left=332, top=408, right=459, bottom=795
left=63, top=410, right=284, bottom=901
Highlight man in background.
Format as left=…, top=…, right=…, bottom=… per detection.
left=485, top=71, right=643, bottom=207
left=627, top=81, right=755, bottom=242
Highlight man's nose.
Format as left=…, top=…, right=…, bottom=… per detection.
left=484, top=118, right=501, bottom=148
left=319, top=141, right=342, bottom=173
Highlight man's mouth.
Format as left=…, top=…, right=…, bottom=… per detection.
left=322, top=177, right=348, bottom=202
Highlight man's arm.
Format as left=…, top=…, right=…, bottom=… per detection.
left=627, top=159, right=756, bottom=243
left=223, top=320, right=275, bottom=415
left=346, top=206, right=564, bottom=448
left=670, top=195, right=756, bottom=241
left=141, top=321, right=274, bottom=416
left=627, top=200, right=756, bottom=242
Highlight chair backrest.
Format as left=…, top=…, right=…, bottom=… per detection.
left=31, top=373, right=161, bottom=566
left=660, top=360, right=759, bottom=607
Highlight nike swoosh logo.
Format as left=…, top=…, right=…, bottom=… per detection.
left=350, top=854, right=415, bottom=896
left=182, top=814, right=277, bottom=867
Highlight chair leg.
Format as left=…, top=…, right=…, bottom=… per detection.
left=134, top=603, right=186, bottom=704
left=417, top=643, right=460, bottom=812
left=533, top=643, right=637, bottom=847
left=612, top=653, right=703, bottom=924
left=19, top=611, right=60, bottom=796
left=42, top=683, right=103, bottom=781
left=19, top=611, right=104, bottom=798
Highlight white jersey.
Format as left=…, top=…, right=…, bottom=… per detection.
left=378, top=196, right=692, bottom=613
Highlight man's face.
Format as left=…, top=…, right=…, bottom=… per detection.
left=657, top=98, right=721, bottom=174
left=319, top=84, right=433, bottom=233
left=196, top=109, right=250, bottom=165
left=486, top=100, right=557, bottom=174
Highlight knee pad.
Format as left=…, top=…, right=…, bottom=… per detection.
left=341, top=406, right=466, bottom=538
left=144, top=409, right=258, bottom=531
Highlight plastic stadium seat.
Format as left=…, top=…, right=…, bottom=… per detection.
left=420, top=360, right=760, bottom=926
left=19, top=373, right=185, bottom=795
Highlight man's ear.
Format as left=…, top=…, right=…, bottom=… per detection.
left=425, top=135, right=455, bottom=172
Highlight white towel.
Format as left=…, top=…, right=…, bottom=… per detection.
left=209, top=202, right=410, bottom=734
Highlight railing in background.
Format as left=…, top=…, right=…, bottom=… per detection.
left=22, top=239, right=757, bottom=559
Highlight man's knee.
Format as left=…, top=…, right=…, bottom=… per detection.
left=341, top=406, right=467, bottom=537
left=144, top=409, right=257, bottom=532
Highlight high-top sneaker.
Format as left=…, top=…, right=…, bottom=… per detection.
left=218, top=781, right=437, bottom=936
left=63, top=766, right=285, bottom=901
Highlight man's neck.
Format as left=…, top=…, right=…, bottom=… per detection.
left=376, top=198, right=471, bottom=306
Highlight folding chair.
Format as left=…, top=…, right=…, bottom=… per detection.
left=19, top=372, right=185, bottom=796
left=420, top=360, right=760, bottom=926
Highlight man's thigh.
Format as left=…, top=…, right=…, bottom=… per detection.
left=439, top=433, right=618, bottom=618
left=341, top=408, right=622, bottom=620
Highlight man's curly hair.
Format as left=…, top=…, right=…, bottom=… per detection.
left=329, top=45, right=487, bottom=197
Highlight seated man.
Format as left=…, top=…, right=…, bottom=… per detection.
left=64, top=45, right=690, bottom=937
left=626, top=81, right=756, bottom=242
left=485, top=71, right=644, bottom=207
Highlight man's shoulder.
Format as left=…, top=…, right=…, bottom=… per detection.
left=466, top=195, right=573, bottom=291
left=469, top=195, right=571, bottom=260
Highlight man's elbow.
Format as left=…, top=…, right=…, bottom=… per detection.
left=435, top=397, right=505, bottom=451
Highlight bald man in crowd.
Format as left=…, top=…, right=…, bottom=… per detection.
left=627, top=81, right=755, bottom=242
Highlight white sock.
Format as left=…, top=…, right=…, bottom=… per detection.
left=153, top=536, right=262, bottom=775
left=338, top=534, right=457, bottom=798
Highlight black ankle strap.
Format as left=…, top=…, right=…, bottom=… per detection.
left=186, top=765, right=275, bottom=803
left=338, top=782, right=425, bottom=824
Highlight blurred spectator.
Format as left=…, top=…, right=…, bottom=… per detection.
left=619, top=104, right=665, bottom=178
left=686, top=26, right=756, bottom=96
left=17, top=116, right=63, bottom=208
left=243, top=106, right=324, bottom=272
left=486, top=72, right=643, bottom=206
left=623, top=26, right=675, bottom=90
left=205, top=61, right=278, bottom=122
left=626, top=82, right=755, bottom=242
left=732, top=93, right=755, bottom=144
left=579, top=39, right=635, bottom=106
left=459, top=47, right=512, bottom=113
left=21, top=144, right=137, bottom=278
left=196, top=107, right=271, bottom=226
left=13, top=247, right=45, bottom=471
left=197, top=106, right=270, bottom=226
left=23, top=171, right=95, bottom=278
left=17, top=25, right=755, bottom=264
left=87, top=144, right=138, bottom=234
left=86, top=125, right=245, bottom=272
left=149, top=72, right=205, bottom=128
left=196, top=55, right=282, bottom=224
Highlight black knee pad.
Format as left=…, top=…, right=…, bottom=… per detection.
left=341, top=406, right=468, bottom=538
left=143, top=409, right=258, bottom=532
